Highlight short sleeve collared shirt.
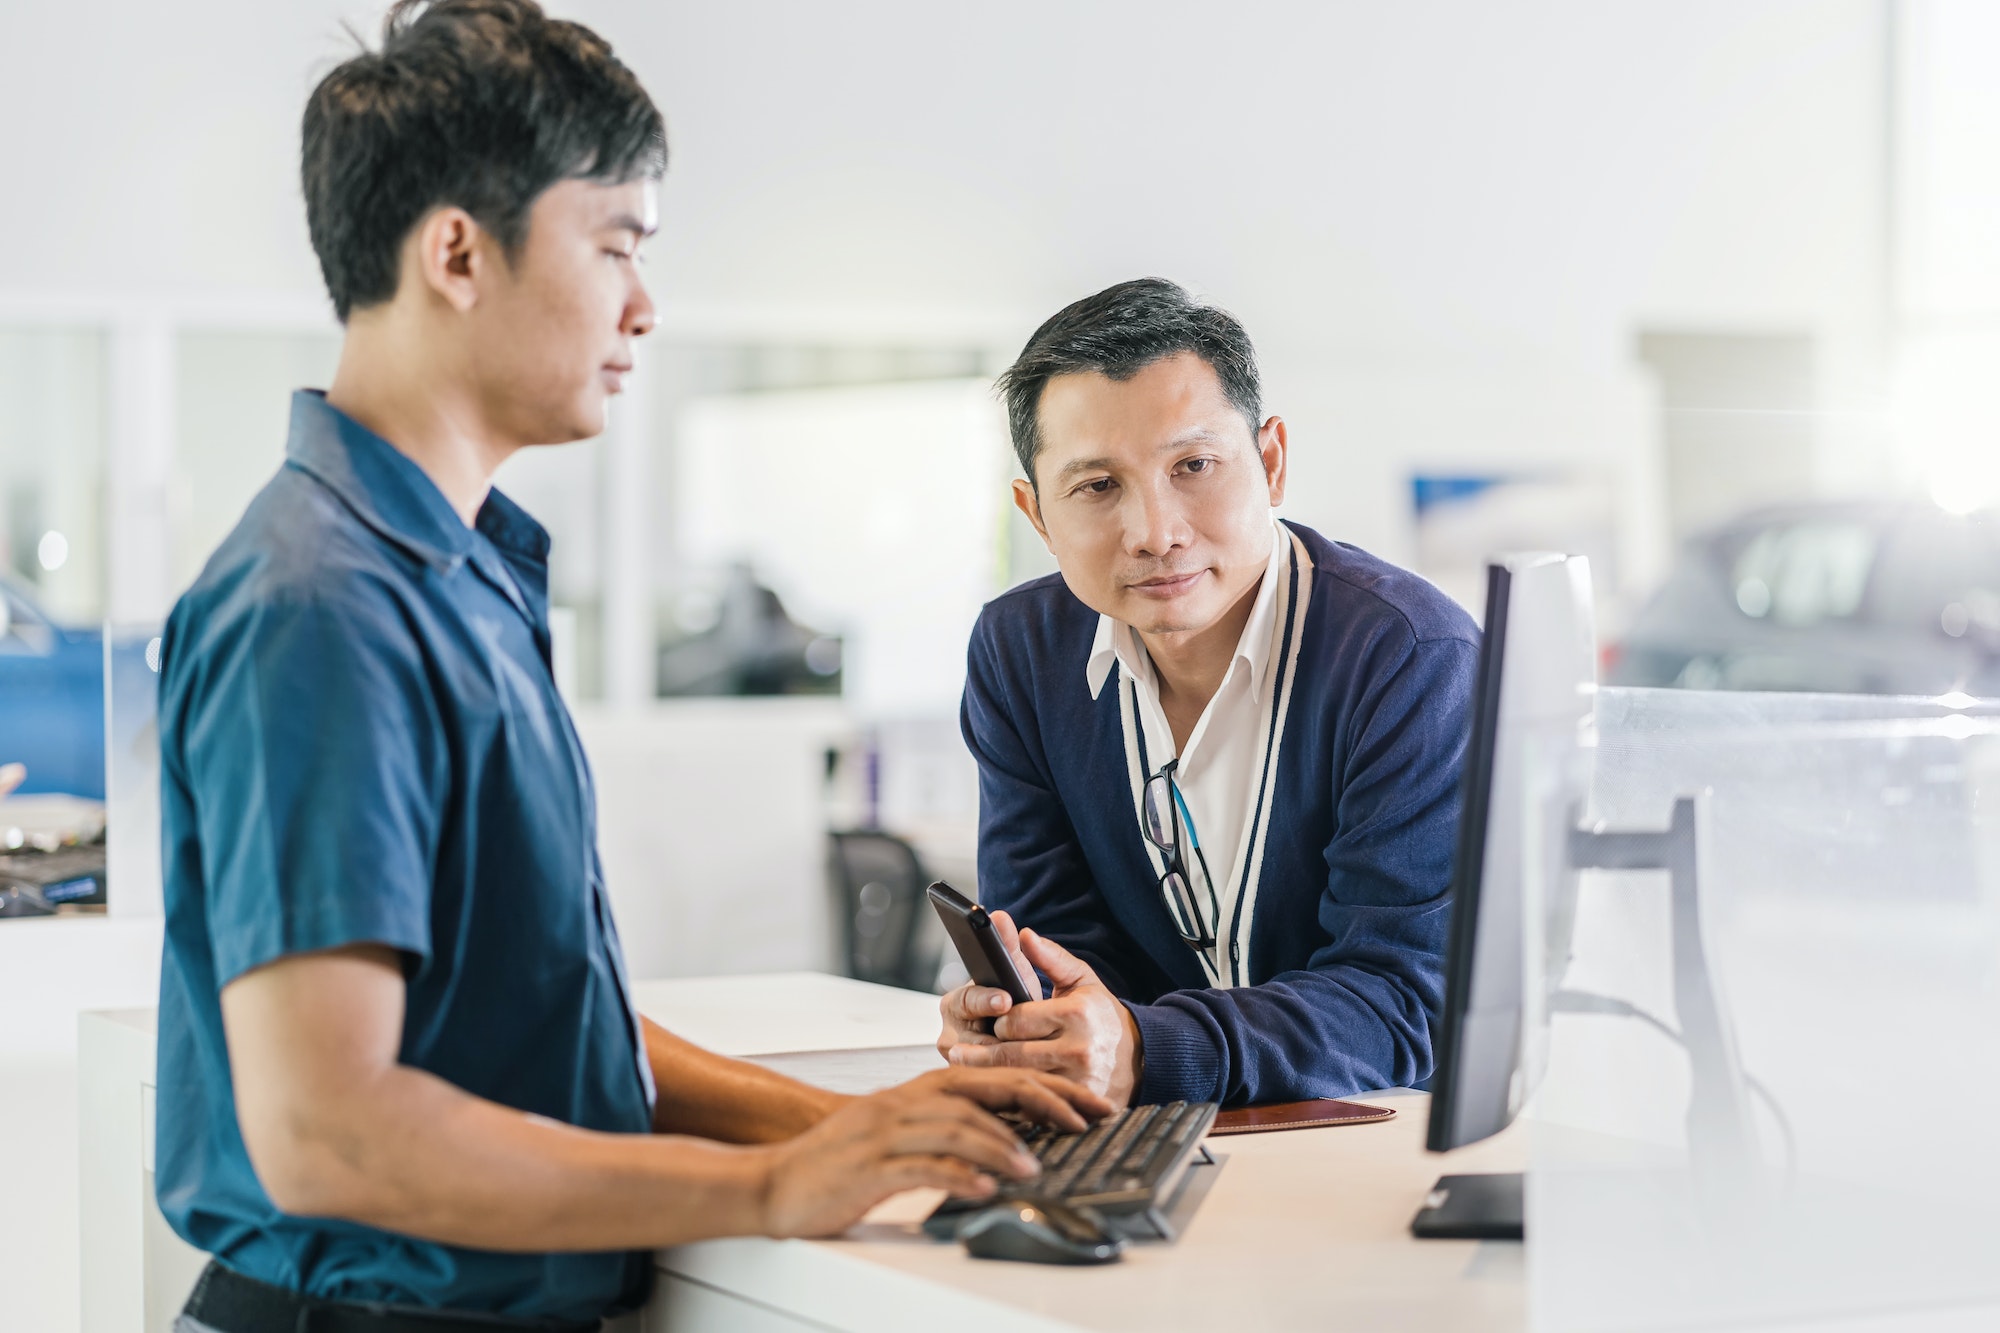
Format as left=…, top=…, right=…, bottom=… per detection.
left=155, top=391, right=654, bottom=1323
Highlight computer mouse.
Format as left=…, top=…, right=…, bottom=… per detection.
left=957, top=1198, right=1124, bottom=1265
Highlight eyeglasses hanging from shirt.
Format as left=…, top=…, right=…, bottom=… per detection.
left=1141, top=758, right=1222, bottom=954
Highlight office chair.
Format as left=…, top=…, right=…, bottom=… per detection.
left=827, top=829, right=943, bottom=992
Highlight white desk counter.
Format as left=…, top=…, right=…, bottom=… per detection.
left=82, top=973, right=1519, bottom=1333
left=635, top=974, right=1524, bottom=1333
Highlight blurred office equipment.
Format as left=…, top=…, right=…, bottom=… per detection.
left=826, top=828, right=943, bottom=992
left=676, top=379, right=1008, bottom=717
left=0, top=846, right=107, bottom=917
left=0, top=794, right=109, bottom=917
left=0, top=576, right=109, bottom=799
left=0, top=792, right=105, bottom=851
left=1608, top=499, right=2000, bottom=694
left=1412, top=476, right=1621, bottom=625
left=822, top=716, right=982, bottom=898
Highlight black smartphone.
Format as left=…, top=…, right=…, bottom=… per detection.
left=925, top=881, right=1034, bottom=1006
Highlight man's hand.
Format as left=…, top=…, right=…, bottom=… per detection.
left=937, top=908, right=1041, bottom=1055
left=941, top=920, right=1143, bottom=1108
left=755, top=1067, right=1112, bottom=1238
left=222, top=946, right=1111, bottom=1252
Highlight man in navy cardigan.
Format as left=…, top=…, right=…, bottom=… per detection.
left=938, top=279, right=1480, bottom=1109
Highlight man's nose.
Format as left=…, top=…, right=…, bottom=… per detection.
left=625, top=278, right=657, bottom=339
left=1124, top=481, right=1189, bottom=557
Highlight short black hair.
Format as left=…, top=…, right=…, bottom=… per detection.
left=996, top=278, right=1263, bottom=486
left=302, top=0, right=667, bottom=322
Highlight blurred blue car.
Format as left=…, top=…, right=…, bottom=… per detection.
left=0, top=575, right=108, bottom=798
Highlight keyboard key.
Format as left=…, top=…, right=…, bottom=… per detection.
left=1071, top=1105, right=1158, bottom=1196
left=923, top=1101, right=1220, bottom=1241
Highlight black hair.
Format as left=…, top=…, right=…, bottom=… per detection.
left=996, top=278, right=1263, bottom=486
left=301, top=0, right=667, bottom=322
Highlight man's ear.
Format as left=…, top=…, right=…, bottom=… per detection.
left=406, top=206, right=486, bottom=315
left=1257, top=416, right=1289, bottom=507
left=1012, top=478, right=1054, bottom=552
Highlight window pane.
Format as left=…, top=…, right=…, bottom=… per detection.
left=172, top=330, right=339, bottom=590
left=0, top=327, right=107, bottom=622
left=0, top=326, right=109, bottom=799
left=1730, top=520, right=1876, bottom=628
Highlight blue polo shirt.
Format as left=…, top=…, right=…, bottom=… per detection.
left=155, top=391, right=655, bottom=1322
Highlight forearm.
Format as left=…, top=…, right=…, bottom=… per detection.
left=263, top=1058, right=774, bottom=1252
left=643, top=1017, right=846, bottom=1142
left=1130, top=965, right=1432, bottom=1105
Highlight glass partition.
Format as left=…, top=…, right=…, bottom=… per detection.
left=1528, top=685, right=2000, bottom=1330
left=103, top=622, right=163, bottom=919
left=0, top=326, right=109, bottom=799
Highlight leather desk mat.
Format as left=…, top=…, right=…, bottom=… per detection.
left=1209, top=1097, right=1397, bottom=1136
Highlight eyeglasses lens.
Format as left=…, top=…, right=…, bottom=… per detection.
left=1142, top=776, right=1177, bottom=851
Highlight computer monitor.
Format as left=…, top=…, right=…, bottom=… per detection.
left=1414, top=553, right=1596, bottom=1238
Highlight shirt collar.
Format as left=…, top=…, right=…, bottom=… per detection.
left=282, top=389, right=549, bottom=576
left=1085, top=519, right=1289, bottom=701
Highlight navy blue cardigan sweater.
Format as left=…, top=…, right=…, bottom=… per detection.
left=960, top=520, right=1480, bottom=1106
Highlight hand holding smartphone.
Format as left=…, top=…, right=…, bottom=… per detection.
left=926, top=881, right=1033, bottom=1007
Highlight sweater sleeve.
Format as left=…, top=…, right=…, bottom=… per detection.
left=960, top=609, right=1145, bottom=998
left=1128, top=633, right=1475, bottom=1105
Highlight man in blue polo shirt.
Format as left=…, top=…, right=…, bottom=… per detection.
left=157, top=6, right=1103, bottom=1332
left=938, top=279, right=1480, bottom=1109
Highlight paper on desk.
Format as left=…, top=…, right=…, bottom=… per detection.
left=632, top=973, right=942, bottom=1056
left=745, top=1045, right=945, bottom=1095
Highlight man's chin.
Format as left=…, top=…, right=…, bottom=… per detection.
left=538, top=398, right=608, bottom=446
left=1116, top=598, right=1219, bottom=639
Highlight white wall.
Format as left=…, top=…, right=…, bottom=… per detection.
left=0, top=920, right=165, bottom=1333
left=0, top=1, right=1893, bottom=555
left=1891, top=0, right=2000, bottom=510
left=574, top=699, right=852, bottom=982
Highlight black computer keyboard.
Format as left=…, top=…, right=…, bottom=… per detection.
left=924, top=1099, right=1219, bottom=1242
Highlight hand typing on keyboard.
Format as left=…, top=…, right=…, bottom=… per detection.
left=756, top=1068, right=1113, bottom=1239
left=923, top=1100, right=1221, bottom=1246
left=940, top=911, right=1144, bottom=1110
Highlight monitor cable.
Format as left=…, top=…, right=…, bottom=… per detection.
left=1550, top=988, right=1797, bottom=1188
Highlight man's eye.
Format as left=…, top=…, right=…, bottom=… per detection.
left=1078, top=478, right=1114, bottom=496
left=1182, top=458, right=1213, bottom=475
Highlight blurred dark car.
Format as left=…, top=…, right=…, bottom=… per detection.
left=0, top=575, right=107, bottom=798
left=1608, top=501, right=2000, bottom=696
left=656, top=562, right=842, bottom=698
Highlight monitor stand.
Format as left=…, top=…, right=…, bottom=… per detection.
left=1410, top=1171, right=1523, bottom=1240
left=1566, top=794, right=1755, bottom=1212
left=1411, top=794, right=1753, bottom=1241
